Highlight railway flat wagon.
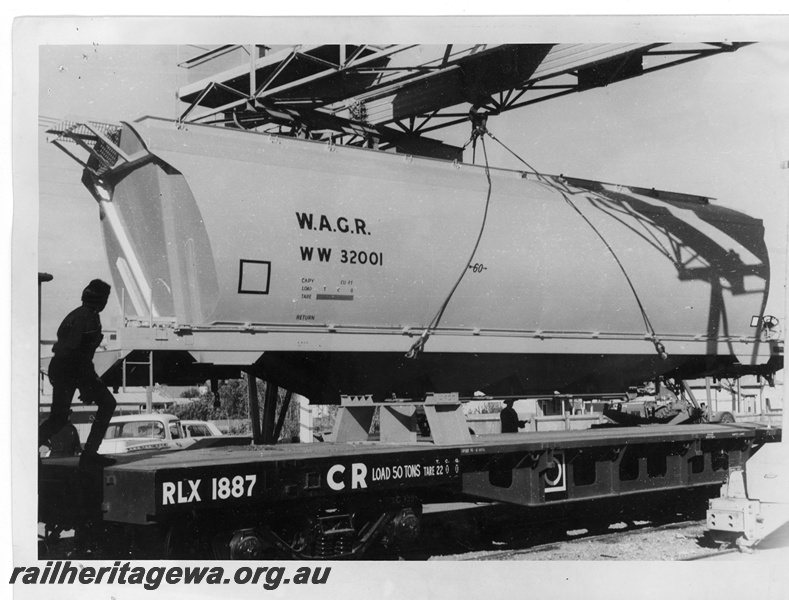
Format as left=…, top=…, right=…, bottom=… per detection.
left=39, top=421, right=781, bottom=559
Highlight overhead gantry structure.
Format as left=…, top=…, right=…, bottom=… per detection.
left=176, top=43, right=752, bottom=160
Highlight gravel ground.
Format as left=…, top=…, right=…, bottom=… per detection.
left=433, top=520, right=720, bottom=561
left=432, top=518, right=789, bottom=561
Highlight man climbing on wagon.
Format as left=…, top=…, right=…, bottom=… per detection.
left=39, top=279, right=117, bottom=468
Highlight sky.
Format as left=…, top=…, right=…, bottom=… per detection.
left=34, top=32, right=789, bottom=342
left=38, top=45, right=186, bottom=339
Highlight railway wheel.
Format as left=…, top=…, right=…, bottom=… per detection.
left=39, top=523, right=64, bottom=557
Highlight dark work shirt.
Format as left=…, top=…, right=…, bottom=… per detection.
left=51, top=305, right=104, bottom=378
left=500, top=406, right=521, bottom=433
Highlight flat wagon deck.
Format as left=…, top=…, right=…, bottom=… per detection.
left=39, top=421, right=781, bottom=559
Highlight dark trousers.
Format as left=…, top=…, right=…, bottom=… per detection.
left=40, top=361, right=117, bottom=455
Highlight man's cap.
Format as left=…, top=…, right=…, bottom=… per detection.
left=82, top=279, right=111, bottom=304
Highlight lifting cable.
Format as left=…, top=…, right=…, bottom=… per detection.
left=488, top=125, right=668, bottom=360
left=406, top=128, right=494, bottom=359
left=557, top=187, right=668, bottom=360
left=407, top=112, right=668, bottom=361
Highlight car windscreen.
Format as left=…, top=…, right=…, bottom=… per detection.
left=104, top=421, right=166, bottom=439
left=185, top=424, right=213, bottom=437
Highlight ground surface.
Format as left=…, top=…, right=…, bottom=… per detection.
left=433, top=519, right=726, bottom=560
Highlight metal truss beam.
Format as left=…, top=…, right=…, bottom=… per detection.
left=175, top=42, right=754, bottom=156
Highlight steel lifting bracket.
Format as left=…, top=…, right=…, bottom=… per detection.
left=681, top=439, right=703, bottom=457
left=525, top=449, right=558, bottom=472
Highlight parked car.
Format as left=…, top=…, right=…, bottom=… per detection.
left=99, top=413, right=196, bottom=455
left=180, top=420, right=223, bottom=439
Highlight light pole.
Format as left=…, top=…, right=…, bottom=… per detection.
left=38, top=273, right=53, bottom=422
left=782, top=161, right=788, bottom=433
